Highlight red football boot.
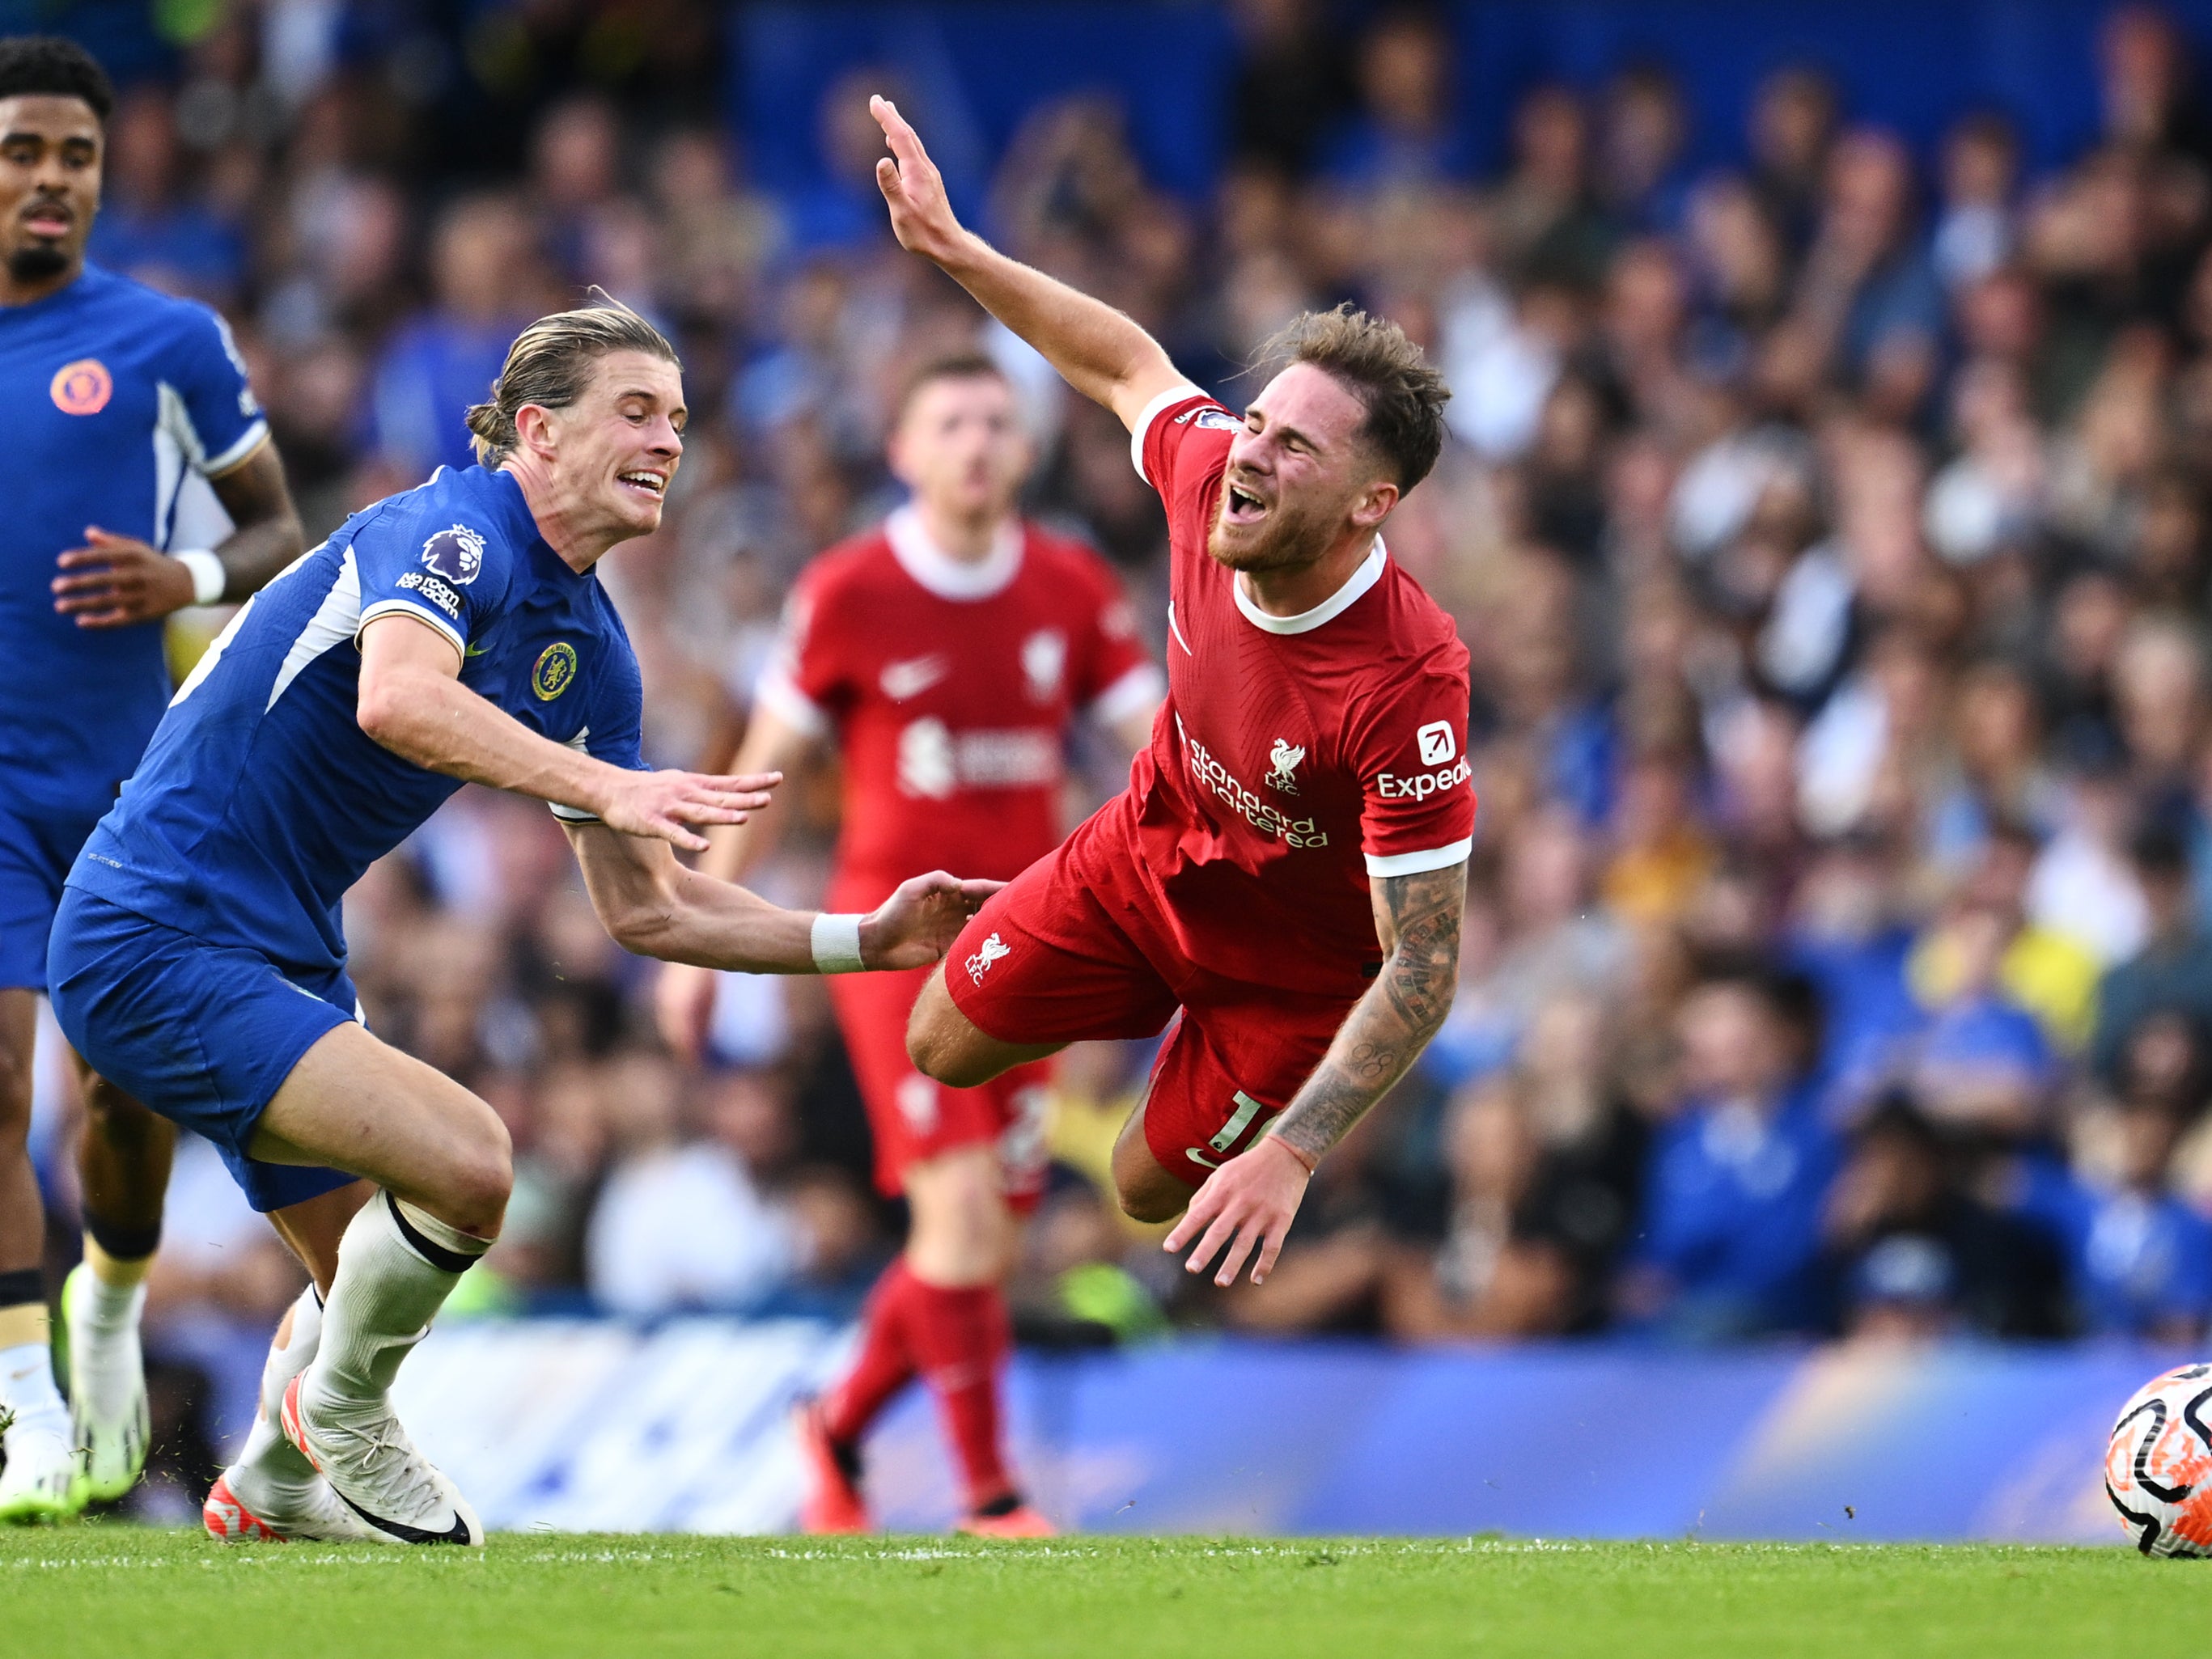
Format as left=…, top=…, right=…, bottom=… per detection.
left=202, top=1472, right=283, bottom=1543
left=795, top=1402, right=873, bottom=1534
left=955, top=1497, right=1057, bottom=1538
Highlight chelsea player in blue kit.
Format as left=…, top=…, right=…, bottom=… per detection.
left=0, top=38, right=307, bottom=1523
left=49, top=300, right=998, bottom=1544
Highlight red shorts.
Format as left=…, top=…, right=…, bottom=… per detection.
left=944, top=809, right=1355, bottom=1190
left=827, top=964, right=1053, bottom=1212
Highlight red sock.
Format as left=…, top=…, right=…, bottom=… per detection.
left=821, top=1259, right=919, bottom=1448
left=903, top=1276, right=1014, bottom=1511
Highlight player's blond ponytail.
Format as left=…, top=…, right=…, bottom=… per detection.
left=466, top=293, right=680, bottom=466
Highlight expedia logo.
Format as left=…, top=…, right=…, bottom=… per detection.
left=532, top=641, right=578, bottom=700
left=1375, top=756, right=1472, bottom=801
left=50, top=358, right=111, bottom=416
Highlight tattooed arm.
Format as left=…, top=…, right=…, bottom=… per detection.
left=1163, top=859, right=1468, bottom=1287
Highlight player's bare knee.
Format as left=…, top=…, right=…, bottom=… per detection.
left=1116, top=1182, right=1186, bottom=1226
left=443, top=1118, right=513, bottom=1235
left=907, top=988, right=996, bottom=1088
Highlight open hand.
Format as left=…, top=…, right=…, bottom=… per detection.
left=1163, top=1136, right=1313, bottom=1287
left=871, top=95, right=965, bottom=264
left=53, top=527, right=197, bottom=627
left=595, top=769, right=781, bottom=853
left=862, top=870, right=1003, bottom=970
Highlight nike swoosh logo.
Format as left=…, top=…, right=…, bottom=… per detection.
left=1167, top=602, right=1193, bottom=657
left=880, top=655, right=949, bottom=700
left=333, top=1487, right=473, bottom=1545
left=1185, top=1148, right=1221, bottom=1170
left=464, top=642, right=488, bottom=658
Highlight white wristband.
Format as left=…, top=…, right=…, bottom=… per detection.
left=174, top=550, right=226, bottom=606
left=810, top=912, right=866, bottom=975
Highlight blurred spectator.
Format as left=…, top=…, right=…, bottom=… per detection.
left=1387, top=995, right=1646, bottom=1337
left=1598, top=63, right=1691, bottom=235
left=87, top=84, right=244, bottom=302
left=1621, top=962, right=1841, bottom=1339
left=1821, top=1095, right=2065, bottom=1339
left=1932, top=112, right=2021, bottom=293
left=584, top=1060, right=806, bottom=1317
left=362, top=193, right=551, bottom=482
left=1228, top=0, right=1353, bottom=175
left=1748, top=66, right=1840, bottom=256
left=2013, top=1096, right=2212, bottom=1340
left=1317, top=7, right=1469, bottom=187
left=2092, top=817, right=2212, bottom=1080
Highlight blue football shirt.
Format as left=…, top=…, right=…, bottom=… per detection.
left=68, top=464, right=647, bottom=976
left=0, top=262, right=268, bottom=818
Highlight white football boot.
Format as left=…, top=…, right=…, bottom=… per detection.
left=61, top=1263, right=149, bottom=1505
left=0, top=1420, right=79, bottom=1525
left=280, top=1375, right=481, bottom=1546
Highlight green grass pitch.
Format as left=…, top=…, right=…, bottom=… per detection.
left=1, top=1529, right=2200, bottom=1658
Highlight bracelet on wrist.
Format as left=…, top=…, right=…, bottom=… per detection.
left=1264, top=1133, right=1320, bottom=1175
left=810, top=912, right=866, bottom=975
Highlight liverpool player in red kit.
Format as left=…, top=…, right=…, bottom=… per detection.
left=658, top=353, right=1159, bottom=1535
left=870, top=97, right=1474, bottom=1299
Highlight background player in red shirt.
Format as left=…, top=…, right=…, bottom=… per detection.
left=869, top=96, right=1475, bottom=1301
left=658, top=352, right=1159, bottom=1535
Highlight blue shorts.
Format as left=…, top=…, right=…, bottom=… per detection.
left=48, top=887, right=358, bottom=1213
left=0, top=798, right=104, bottom=992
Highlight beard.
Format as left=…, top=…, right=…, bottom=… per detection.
left=1204, top=485, right=1338, bottom=573
left=7, top=243, right=68, bottom=283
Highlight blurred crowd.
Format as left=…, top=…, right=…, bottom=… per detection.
left=35, top=0, right=2212, bottom=1443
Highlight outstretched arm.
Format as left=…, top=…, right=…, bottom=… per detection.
left=871, top=95, right=1189, bottom=431
left=354, top=614, right=777, bottom=851
left=654, top=703, right=825, bottom=1058
left=568, top=822, right=998, bottom=975
left=1163, top=860, right=1467, bottom=1287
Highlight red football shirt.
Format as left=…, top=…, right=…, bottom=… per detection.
left=756, top=506, right=1161, bottom=909
left=1117, top=385, right=1476, bottom=997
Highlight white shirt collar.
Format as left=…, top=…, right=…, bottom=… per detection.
left=1233, top=538, right=1387, bottom=635
left=885, top=504, right=1023, bottom=601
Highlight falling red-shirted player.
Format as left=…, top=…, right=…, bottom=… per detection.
left=657, top=352, right=1161, bottom=1538
left=871, top=97, right=1475, bottom=1293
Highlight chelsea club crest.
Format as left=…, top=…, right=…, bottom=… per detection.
left=532, top=641, right=578, bottom=701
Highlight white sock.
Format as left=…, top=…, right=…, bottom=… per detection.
left=78, top=1274, right=145, bottom=1334
left=303, top=1192, right=488, bottom=1418
left=0, top=1340, right=68, bottom=1440
left=235, top=1285, right=321, bottom=1496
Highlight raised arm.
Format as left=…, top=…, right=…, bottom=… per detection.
left=1163, top=859, right=1467, bottom=1287
left=52, top=440, right=305, bottom=628
left=569, top=821, right=997, bottom=976
left=354, top=612, right=775, bottom=851
left=871, top=95, right=1189, bottom=431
